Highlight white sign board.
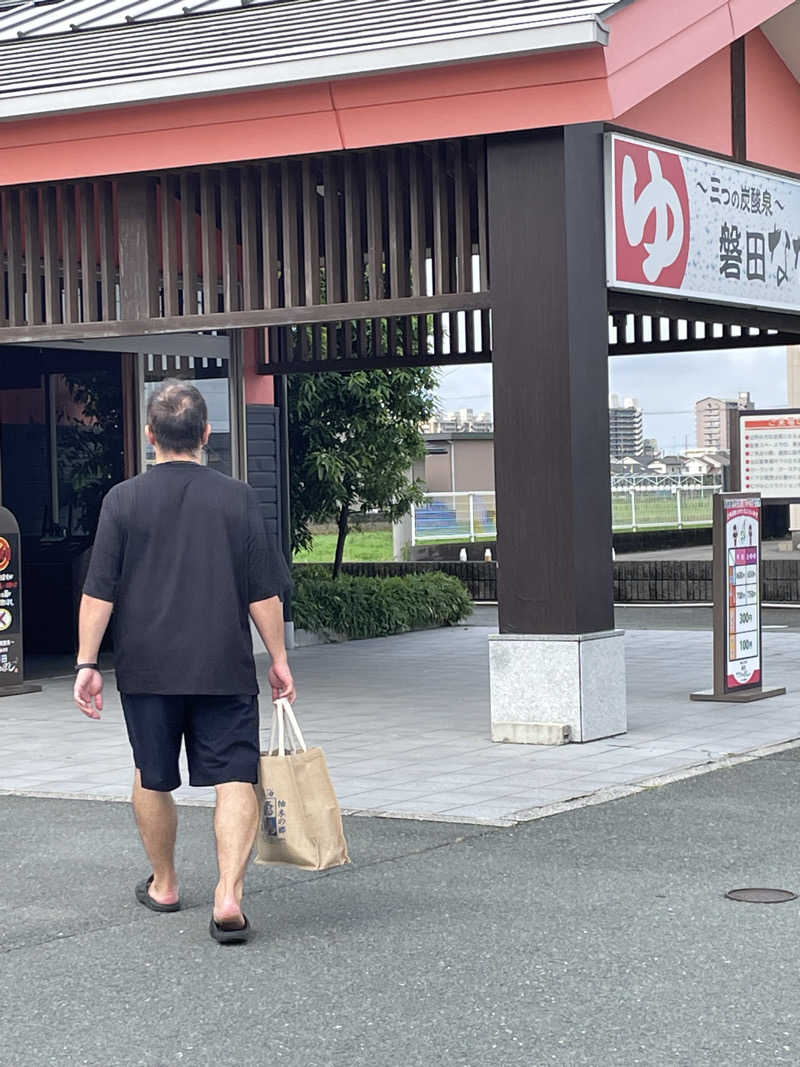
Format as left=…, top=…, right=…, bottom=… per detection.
left=723, top=496, right=761, bottom=692
left=740, top=411, right=800, bottom=500
left=606, top=133, right=800, bottom=313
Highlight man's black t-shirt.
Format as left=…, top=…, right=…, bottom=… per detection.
left=83, top=462, right=290, bottom=695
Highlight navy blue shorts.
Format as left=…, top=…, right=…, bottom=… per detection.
left=121, top=693, right=260, bottom=792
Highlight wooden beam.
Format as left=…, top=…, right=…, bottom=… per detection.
left=61, top=185, right=79, bottom=325
left=200, top=170, right=219, bottom=316
left=281, top=160, right=302, bottom=307
left=323, top=156, right=342, bottom=304
left=4, top=189, right=23, bottom=326
left=23, top=187, right=42, bottom=326
left=475, top=138, right=489, bottom=292
left=0, top=195, right=6, bottom=326
left=98, top=180, right=116, bottom=321
left=240, top=167, right=259, bottom=311
left=118, top=175, right=158, bottom=321
left=41, top=186, right=60, bottom=324
left=78, top=183, right=98, bottom=321
left=432, top=143, right=449, bottom=296
left=454, top=140, right=472, bottom=294
left=610, top=330, right=798, bottom=356
left=260, top=163, right=280, bottom=309
left=160, top=173, right=180, bottom=318
left=220, top=168, right=239, bottom=313
left=344, top=154, right=364, bottom=302
left=179, top=172, right=198, bottom=315
left=365, top=151, right=384, bottom=301
left=409, top=145, right=427, bottom=298
left=608, top=289, right=800, bottom=334
left=387, top=149, right=408, bottom=299
left=259, top=349, right=492, bottom=375
left=301, top=158, right=321, bottom=308
left=0, top=291, right=490, bottom=344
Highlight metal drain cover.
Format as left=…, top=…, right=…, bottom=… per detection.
left=726, top=888, right=797, bottom=904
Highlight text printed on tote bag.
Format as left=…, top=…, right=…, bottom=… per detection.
left=262, top=787, right=288, bottom=841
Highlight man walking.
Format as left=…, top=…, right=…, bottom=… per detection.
left=74, top=379, right=294, bottom=944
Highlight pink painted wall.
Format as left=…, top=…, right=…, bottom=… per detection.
left=604, top=0, right=792, bottom=118
left=617, top=46, right=733, bottom=156
left=746, top=28, right=800, bottom=173
left=242, top=329, right=274, bottom=405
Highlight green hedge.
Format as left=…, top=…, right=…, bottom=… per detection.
left=292, top=567, right=473, bottom=640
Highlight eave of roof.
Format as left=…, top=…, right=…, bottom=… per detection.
left=0, top=0, right=612, bottom=119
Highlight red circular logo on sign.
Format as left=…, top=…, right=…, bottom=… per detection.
left=0, top=538, right=12, bottom=572
left=614, top=139, right=690, bottom=290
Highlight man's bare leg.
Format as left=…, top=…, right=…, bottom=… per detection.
left=132, top=770, right=180, bottom=905
left=213, top=782, right=259, bottom=926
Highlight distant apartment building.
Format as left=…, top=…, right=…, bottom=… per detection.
left=422, top=408, right=494, bottom=434
left=695, top=392, right=754, bottom=450
left=421, top=408, right=495, bottom=493
left=608, top=394, right=644, bottom=459
left=424, top=433, right=495, bottom=493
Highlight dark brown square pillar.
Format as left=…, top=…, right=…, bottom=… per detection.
left=488, top=123, right=613, bottom=637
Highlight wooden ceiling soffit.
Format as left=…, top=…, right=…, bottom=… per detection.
left=0, top=139, right=489, bottom=344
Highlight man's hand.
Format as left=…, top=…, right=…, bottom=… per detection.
left=74, top=668, right=104, bottom=720
left=269, top=658, right=296, bottom=704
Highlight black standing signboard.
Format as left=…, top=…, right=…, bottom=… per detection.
left=691, top=493, right=785, bottom=703
left=0, top=507, right=40, bottom=696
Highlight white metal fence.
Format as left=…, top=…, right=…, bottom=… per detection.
left=411, top=479, right=722, bottom=543
left=411, top=492, right=497, bottom=544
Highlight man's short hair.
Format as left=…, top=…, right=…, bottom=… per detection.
left=146, top=379, right=208, bottom=454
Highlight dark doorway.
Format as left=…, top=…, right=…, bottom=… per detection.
left=0, top=348, right=125, bottom=655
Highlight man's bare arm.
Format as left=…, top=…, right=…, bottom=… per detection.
left=250, top=596, right=296, bottom=703
left=74, top=594, right=113, bottom=719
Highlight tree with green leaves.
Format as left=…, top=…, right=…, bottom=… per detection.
left=288, top=365, right=437, bottom=577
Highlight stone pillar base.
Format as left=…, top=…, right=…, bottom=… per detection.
left=489, top=630, right=627, bottom=744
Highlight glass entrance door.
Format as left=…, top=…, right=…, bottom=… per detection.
left=138, top=349, right=240, bottom=476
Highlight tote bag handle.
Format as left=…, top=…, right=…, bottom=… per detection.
left=268, top=697, right=308, bottom=756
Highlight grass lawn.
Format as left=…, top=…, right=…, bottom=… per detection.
left=292, top=529, right=496, bottom=563
left=611, top=490, right=714, bottom=530
left=293, top=530, right=394, bottom=563
left=293, top=507, right=715, bottom=562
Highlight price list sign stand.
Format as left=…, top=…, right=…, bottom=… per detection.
left=0, top=506, right=41, bottom=697
left=691, top=493, right=785, bottom=703
left=733, top=409, right=800, bottom=502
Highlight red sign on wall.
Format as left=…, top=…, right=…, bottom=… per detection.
left=606, top=133, right=800, bottom=312
left=613, top=137, right=691, bottom=290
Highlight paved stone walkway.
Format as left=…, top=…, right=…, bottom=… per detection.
left=1, top=624, right=799, bottom=823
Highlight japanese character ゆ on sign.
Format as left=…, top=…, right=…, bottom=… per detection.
left=607, top=134, right=800, bottom=313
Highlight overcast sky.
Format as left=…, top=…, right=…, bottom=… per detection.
left=435, top=346, right=792, bottom=454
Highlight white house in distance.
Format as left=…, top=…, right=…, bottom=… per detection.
left=681, top=450, right=730, bottom=478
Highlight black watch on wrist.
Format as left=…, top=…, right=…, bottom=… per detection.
left=74, top=662, right=100, bottom=672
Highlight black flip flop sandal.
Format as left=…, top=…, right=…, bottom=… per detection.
left=209, top=914, right=251, bottom=944
left=135, top=875, right=181, bottom=913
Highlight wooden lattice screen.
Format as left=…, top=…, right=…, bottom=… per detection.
left=263, top=307, right=493, bottom=373
left=0, top=138, right=489, bottom=343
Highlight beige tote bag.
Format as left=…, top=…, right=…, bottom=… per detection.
left=255, top=698, right=350, bottom=871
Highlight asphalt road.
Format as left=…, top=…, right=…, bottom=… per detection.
left=4, top=749, right=800, bottom=1066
